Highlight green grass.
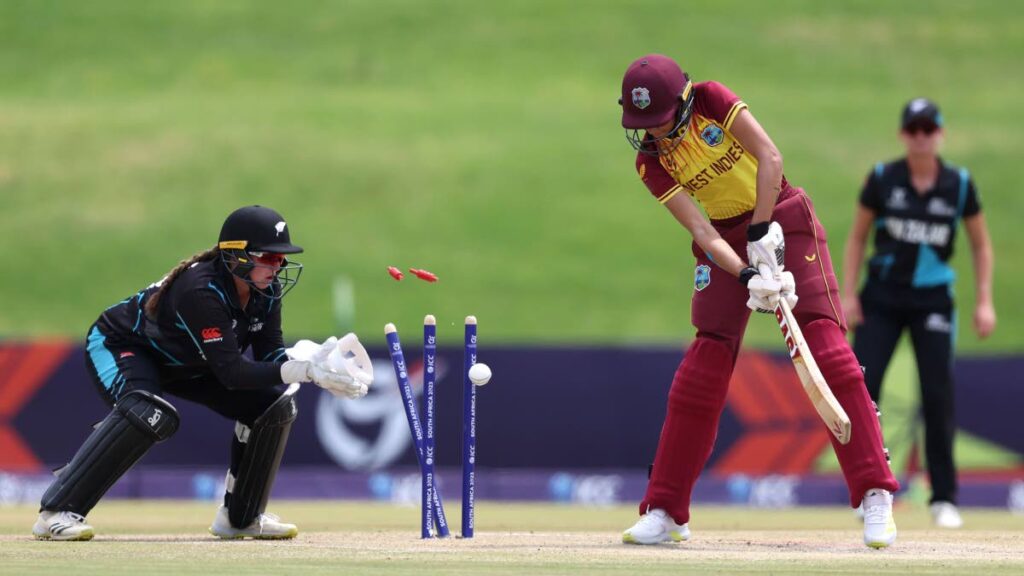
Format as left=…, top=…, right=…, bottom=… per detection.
left=2, top=1, right=1021, bottom=350
left=2, top=501, right=1023, bottom=575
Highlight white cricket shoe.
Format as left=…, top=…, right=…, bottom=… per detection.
left=930, top=501, right=963, bottom=529
left=862, top=488, right=897, bottom=549
left=32, top=510, right=95, bottom=541
left=209, top=505, right=298, bottom=540
left=622, top=508, right=690, bottom=544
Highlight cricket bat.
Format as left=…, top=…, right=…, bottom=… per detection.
left=774, top=297, right=852, bottom=444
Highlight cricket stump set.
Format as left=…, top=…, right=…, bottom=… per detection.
left=385, top=315, right=479, bottom=538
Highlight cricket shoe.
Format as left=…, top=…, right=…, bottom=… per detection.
left=209, top=506, right=298, bottom=540
left=622, top=508, right=690, bottom=544
left=930, top=501, right=963, bottom=529
left=862, top=488, right=897, bottom=549
left=32, top=510, right=95, bottom=541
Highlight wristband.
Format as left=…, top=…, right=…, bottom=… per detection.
left=738, top=266, right=759, bottom=286
left=747, top=221, right=770, bottom=242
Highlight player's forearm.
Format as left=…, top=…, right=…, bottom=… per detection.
left=693, top=227, right=746, bottom=277
left=750, top=148, right=784, bottom=224
left=971, top=238, right=994, bottom=306
left=842, top=234, right=865, bottom=297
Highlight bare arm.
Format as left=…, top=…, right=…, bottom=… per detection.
left=663, top=193, right=746, bottom=277
left=842, top=205, right=875, bottom=299
left=729, top=109, right=784, bottom=226
left=840, top=205, right=875, bottom=326
left=963, top=213, right=996, bottom=338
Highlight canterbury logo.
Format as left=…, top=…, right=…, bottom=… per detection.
left=148, top=409, right=163, bottom=427
left=201, top=327, right=224, bottom=343
left=804, top=253, right=817, bottom=263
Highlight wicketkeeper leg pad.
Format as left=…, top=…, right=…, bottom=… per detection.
left=802, top=319, right=899, bottom=505
left=40, top=390, right=179, bottom=515
left=227, top=383, right=299, bottom=528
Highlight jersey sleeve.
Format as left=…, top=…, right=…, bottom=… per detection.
left=961, top=174, right=981, bottom=217
left=251, top=300, right=287, bottom=364
left=636, top=153, right=684, bottom=204
left=858, top=165, right=884, bottom=212
left=695, top=81, right=747, bottom=130
left=175, top=287, right=284, bottom=389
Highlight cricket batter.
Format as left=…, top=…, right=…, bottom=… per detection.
left=32, top=205, right=373, bottom=541
left=618, top=54, right=899, bottom=548
left=842, top=98, right=995, bottom=529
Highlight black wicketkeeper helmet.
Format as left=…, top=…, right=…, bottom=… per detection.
left=217, top=205, right=303, bottom=300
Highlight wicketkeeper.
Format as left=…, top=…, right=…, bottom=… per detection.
left=32, top=205, right=373, bottom=541
left=617, top=54, right=900, bottom=548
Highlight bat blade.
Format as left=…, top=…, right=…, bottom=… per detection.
left=775, top=299, right=852, bottom=444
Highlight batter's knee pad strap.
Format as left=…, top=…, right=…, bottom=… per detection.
left=40, top=391, right=179, bottom=515
left=228, top=383, right=299, bottom=528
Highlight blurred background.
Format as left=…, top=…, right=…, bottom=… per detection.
left=1, top=0, right=1021, bottom=512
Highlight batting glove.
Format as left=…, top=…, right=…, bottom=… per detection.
left=747, top=221, right=787, bottom=280
left=740, top=266, right=798, bottom=313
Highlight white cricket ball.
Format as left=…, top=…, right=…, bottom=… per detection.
left=468, top=363, right=492, bottom=386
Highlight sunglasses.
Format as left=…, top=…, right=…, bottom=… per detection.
left=249, top=251, right=287, bottom=267
left=904, top=122, right=939, bottom=136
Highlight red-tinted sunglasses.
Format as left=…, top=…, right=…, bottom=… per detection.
left=904, top=121, right=939, bottom=136
left=249, top=252, right=287, bottom=267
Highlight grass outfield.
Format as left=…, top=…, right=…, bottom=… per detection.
left=1, top=1, right=1021, bottom=351
left=1, top=501, right=1023, bottom=575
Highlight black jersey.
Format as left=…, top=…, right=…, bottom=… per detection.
left=859, top=158, right=980, bottom=288
left=92, top=259, right=287, bottom=390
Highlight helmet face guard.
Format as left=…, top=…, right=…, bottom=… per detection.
left=220, top=248, right=303, bottom=301
left=625, top=79, right=695, bottom=157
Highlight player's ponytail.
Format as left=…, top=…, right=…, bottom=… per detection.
left=143, top=246, right=220, bottom=320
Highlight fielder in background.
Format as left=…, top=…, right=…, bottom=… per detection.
left=32, top=205, right=373, bottom=541
left=841, top=98, right=996, bottom=529
left=618, top=54, right=899, bottom=548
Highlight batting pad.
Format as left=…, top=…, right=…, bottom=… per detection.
left=802, top=319, right=899, bottom=505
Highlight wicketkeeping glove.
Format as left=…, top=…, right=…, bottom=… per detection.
left=281, top=335, right=373, bottom=399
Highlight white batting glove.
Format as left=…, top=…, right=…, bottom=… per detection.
left=747, top=221, right=786, bottom=279
left=740, top=266, right=798, bottom=314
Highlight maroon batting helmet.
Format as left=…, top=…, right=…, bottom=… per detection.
left=619, top=54, right=695, bottom=155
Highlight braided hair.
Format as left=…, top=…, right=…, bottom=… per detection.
left=143, top=246, right=220, bottom=319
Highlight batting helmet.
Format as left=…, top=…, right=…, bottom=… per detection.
left=619, top=54, right=695, bottom=155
